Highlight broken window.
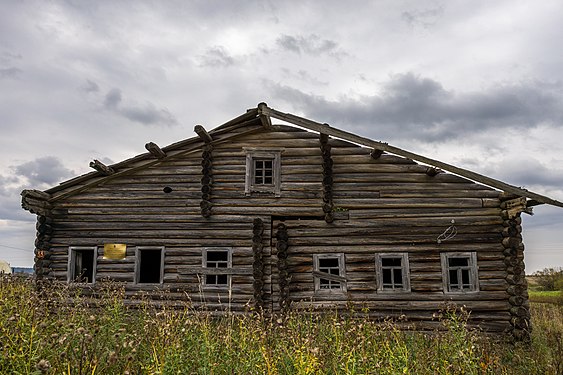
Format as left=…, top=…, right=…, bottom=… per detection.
left=136, top=247, right=164, bottom=284
left=441, top=252, right=479, bottom=292
left=203, top=248, right=232, bottom=286
left=313, top=253, right=346, bottom=292
left=244, top=149, right=282, bottom=196
left=375, top=253, right=410, bottom=292
left=68, top=247, right=97, bottom=283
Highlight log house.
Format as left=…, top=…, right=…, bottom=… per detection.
left=21, top=103, right=563, bottom=341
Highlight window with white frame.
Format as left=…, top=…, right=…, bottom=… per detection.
left=375, top=253, right=410, bottom=292
left=313, top=253, right=346, bottom=292
left=68, top=246, right=97, bottom=283
left=203, top=248, right=232, bottom=286
left=135, top=247, right=165, bottom=284
left=244, top=149, right=282, bottom=196
left=441, top=252, right=479, bottom=293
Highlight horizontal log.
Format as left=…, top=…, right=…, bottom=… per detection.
left=179, top=267, right=253, bottom=275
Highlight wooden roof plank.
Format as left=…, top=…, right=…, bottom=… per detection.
left=260, top=105, right=563, bottom=208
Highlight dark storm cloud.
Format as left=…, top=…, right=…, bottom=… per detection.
left=0, top=67, right=22, bottom=79
left=198, top=46, right=236, bottom=68
left=12, top=156, right=75, bottom=186
left=276, top=34, right=344, bottom=58
left=103, top=88, right=178, bottom=126
left=268, top=73, right=563, bottom=142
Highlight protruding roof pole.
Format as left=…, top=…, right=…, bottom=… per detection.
left=145, top=142, right=167, bottom=159
left=89, top=160, right=114, bottom=175
left=194, top=124, right=213, bottom=143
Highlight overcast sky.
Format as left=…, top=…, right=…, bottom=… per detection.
left=1, top=0, right=562, bottom=272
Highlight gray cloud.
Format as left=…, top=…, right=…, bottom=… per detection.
left=0, top=67, right=22, bottom=79
left=276, top=34, right=344, bottom=58
left=82, top=79, right=100, bottom=93
left=12, top=156, right=75, bottom=187
left=496, top=158, right=563, bottom=190
left=103, top=88, right=178, bottom=126
left=104, top=88, right=122, bottom=109
left=401, top=6, right=444, bottom=29
left=268, top=73, right=563, bottom=142
left=198, top=46, right=236, bottom=68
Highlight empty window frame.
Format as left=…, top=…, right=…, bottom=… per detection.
left=375, top=253, right=410, bottom=292
left=202, top=248, right=232, bottom=287
left=68, top=246, right=97, bottom=283
left=244, top=149, right=282, bottom=196
left=313, top=253, right=346, bottom=292
left=135, top=247, right=165, bottom=284
left=441, top=252, right=479, bottom=293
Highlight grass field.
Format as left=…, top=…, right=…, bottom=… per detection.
left=1, top=276, right=562, bottom=374
left=529, top=290, right=563, bottom=305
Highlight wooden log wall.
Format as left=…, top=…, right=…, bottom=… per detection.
left=200, top=144, right=213, bottom=218
left=41, top=124, right=515, bottom=332
left=499, top=195, right=531, bottom=342
left=320, top=133, right=334, bottom=223
left=252, top=218, right=265, bottom=310
left=34, top=215, right=53, bottom=280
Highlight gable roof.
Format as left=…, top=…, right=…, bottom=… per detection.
left=21, top=103, right=563, bottom=215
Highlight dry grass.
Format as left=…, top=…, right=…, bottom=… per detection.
left=1, top=276, right=562, bottom=374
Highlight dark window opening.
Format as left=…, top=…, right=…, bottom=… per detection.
left=446, top=256, right=473, bottom=291
left=205, top=250, right=229, bottom=286
left=254, top=159, right=274, bottom=185
left=318, top=257, right=341, bottom=289
left=381, top=257, right=404, bottom=289
left=71, top=249, right=95, bottom=283
left=138, top=249, right=162, bottom=283
left=448, top=258, right=469, bottom=267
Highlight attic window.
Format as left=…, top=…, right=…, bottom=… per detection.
left=244, top=149, right=282, bottom=196
left=375, top=253, right=410, bottom=292
left=313, top=253, right=346, bottom=292
left=68, top=247, right=97, bottom=283
left=441, top=252, right=479, bottom=293
left=135, top=247, right=165, bottom=284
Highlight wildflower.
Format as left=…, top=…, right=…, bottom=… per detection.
left=36, top=359, right=51, bottom=373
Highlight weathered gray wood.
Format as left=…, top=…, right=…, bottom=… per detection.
left=89, top=160, right=115, bottom=175
left=145, top=142, right=167, bottom=159
left=260, top=105, right=563, bottom=208
left=194, top=125, right=213, bottom=143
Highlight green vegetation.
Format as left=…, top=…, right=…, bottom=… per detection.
left=1, top=276, right=562, bottom=374
left=529, top=290, right=563, bottom=305
left=530, top=267, right=563, bottom=292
